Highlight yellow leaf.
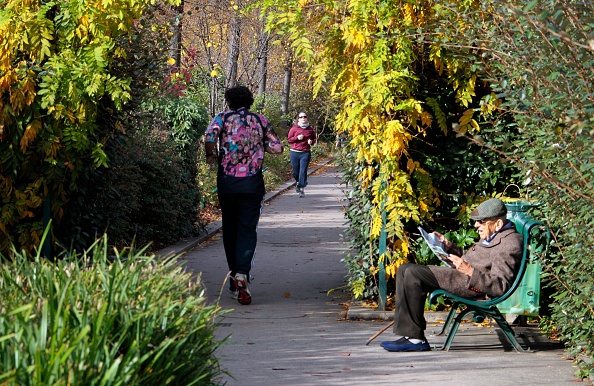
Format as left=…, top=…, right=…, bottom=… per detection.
left=394, top=239, right=409, bottom=256
left=459, top=108, right=474, bottom=127
left=406, top=158, right=416, bottom=174
left=19, top=210, right=35, bottom=219
left=386, top=263, right=396, bottom=278
left=20, top=120, right=41, bottom=151
left=419, top=200, right=428, bottom=212
left=114, top=47, right=127, bottom=58
left=371, top=215, right=382, bottom=238
left=421, top=111, right=432, bottom=127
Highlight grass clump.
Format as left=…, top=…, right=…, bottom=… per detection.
left=0, top=237, right=224, bottom=385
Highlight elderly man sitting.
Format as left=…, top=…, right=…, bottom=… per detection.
left=381, top=198, right=523, bottom=352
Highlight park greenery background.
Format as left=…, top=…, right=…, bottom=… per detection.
left=1, top=0, right=593, bottom=382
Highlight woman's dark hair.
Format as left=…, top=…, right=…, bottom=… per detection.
left=225, top=86, right=254, bottom=109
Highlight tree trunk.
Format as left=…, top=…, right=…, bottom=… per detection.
left=225, top=14, right=241, bottom=89
left=256, top=53, right=267, bottom=111
left=280, top=48, right=293, bottom=130
left=210, top=77, right=219, bottom=116
left=257, top=51, right=267, bottom=98
left=168, top=1, right=183, bottom=73
left=256, top=31, right=270, bottom=110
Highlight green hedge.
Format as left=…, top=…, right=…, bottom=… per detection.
left=0, top=237, right=224, bottom=385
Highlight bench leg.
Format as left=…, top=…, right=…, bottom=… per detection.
left=442, top=308, right=528, bottom=352
left=440, top=308, right=473, bottom=351
left=437, top=302, right=459, bottom=336
left=489, top=311, right=528, bottom=352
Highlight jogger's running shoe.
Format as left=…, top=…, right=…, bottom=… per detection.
left=228, top=279, right=239, bottom=299
left=234, top=273, right=252, bottom=305
left=228, top=287, right=239, bottom=299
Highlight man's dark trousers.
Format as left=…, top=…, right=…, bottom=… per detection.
left=393, top=263, right=440, bottom=339
left=218, top=193, right=263, bottom=278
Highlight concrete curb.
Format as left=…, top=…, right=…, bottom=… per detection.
left=346, top=304, right=466, bottom=323
left=156, top=157, right=336, bottom=259
left=349, top=306, right=443, bottom=322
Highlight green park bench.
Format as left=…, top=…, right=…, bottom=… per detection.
left=377, top=201, right=549, bottom=351
left=427, top=201, right=550, bottom=351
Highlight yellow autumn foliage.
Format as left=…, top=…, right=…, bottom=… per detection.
left=257, top=0, right=495, bottom=296
left=0, top=0, right=180, bottom=253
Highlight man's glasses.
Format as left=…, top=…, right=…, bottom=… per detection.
left=476, top=218, right=492, bottom=225
left=298, top=115, right=307, bottom=119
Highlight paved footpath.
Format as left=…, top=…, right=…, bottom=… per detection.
left=173, top=162, right=581, bottom=386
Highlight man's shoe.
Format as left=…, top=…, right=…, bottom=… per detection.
left=234, top=273, right=252, bottom=305
left=381, top=336, right=408, bottom=345
left=296, top=186, right=301, bottom=193
left=299, top=190, right=305, bottom=198
left=380, top=338, right=431, bottom=352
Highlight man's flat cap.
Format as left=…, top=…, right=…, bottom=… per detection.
left=470, top=198, right=507, bottom=221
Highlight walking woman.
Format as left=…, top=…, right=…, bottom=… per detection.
left=288, top=112, right=317, bottom=197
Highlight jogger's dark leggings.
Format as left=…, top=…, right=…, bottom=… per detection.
left=218, top=193, right=263, bottom=277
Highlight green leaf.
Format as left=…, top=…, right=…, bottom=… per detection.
left=523, top=0, right=539, bottom=12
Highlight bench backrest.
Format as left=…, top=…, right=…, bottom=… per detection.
left=484, top=217, right=549, bottom=306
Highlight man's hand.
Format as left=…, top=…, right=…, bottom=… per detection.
left=433, top=231, right=453, bottom=250
left=448, top=254, right=474, bottom=277
left=297, top=134, right=304, bottom=140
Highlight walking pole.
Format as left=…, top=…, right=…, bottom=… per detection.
left=365, top=320, right=394, bottom=345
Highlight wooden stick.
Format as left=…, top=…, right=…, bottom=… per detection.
left=365, top=320, right=394, bottom=345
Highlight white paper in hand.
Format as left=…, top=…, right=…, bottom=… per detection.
left=417, top=226, right=454, bottom=268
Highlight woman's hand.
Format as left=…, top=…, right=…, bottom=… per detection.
left=206, top=154, right=217, bottom=165
left=265, top=141, right=284, bottom=154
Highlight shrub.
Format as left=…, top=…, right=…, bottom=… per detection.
left=56, top=90, right=209, bottom=253
left=0, top=0, right=182, bottom=256
left=56, top=123, right=202, bottom=252
left=0, top=236, right=224, bottom=385
left=338, top=148, right=378, bottom=301
left=435, top=1, right=594, bottom=378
